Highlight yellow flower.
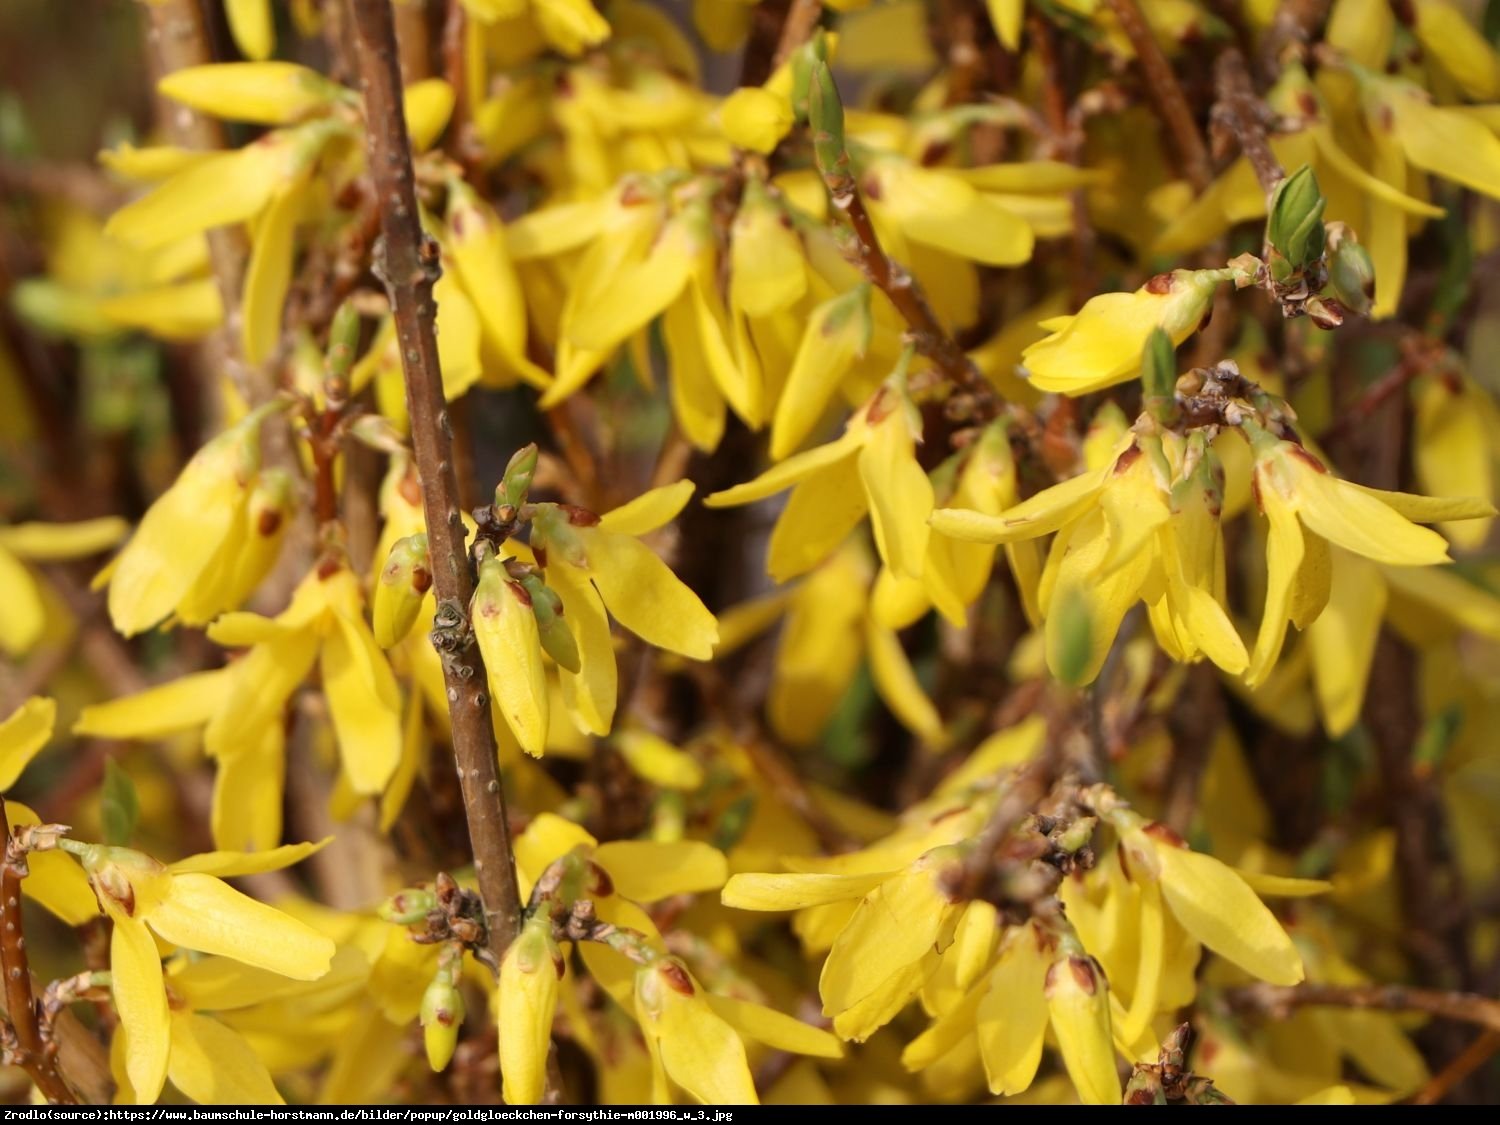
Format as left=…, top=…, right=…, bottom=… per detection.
left=66, top=839, right=335, bottom=1104
left=1043, top=952, right=1121, bottom=1105
left=206, top=562, right=403, bottom=795
left=224, top=0, right=275, bottom=61
left=498, top=914, right=564, bottom=1104
left=105, top=402, right=285, bottom=637
left=463, top=0, right=611, bottom=58
left=1021, top=270, right=1226, bottom=395
left=1243, top=423, right=1493, bottom=685
left=0, top=517, right=126, bottom=654
left=473, top=553, right=551, bottom=757
left=531, top=482, right=718, bottom=736
left=708, top=370, right=932, bottom=582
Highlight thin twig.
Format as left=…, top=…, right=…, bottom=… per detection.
left=1257, top=0, right=1331, bottom=85
left=1030, top=14, right=1094, bottom=310
left=772, top=0, right=824, bottom=69
left=816, top=141, right=1000, bottom=422
left=1210, top=47, right=1285, bottom=197
left=1228, top=982, right=1500, bottom=1034
left=1105, top=0, right=1213, bottom=192
left=1410, top=1029, right=1500, bottom=1105
left=0, top=804, right=77, bottom=1103
left=350, top=0, right=523, bottom=963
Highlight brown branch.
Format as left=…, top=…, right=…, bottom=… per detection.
left=1256, top=0, right=1331, bottom=84
left=817, top=151, right=999, bottom=423
left=1229, top=982, right=1500, bottom=1034
left=1410, top=1029, right=1500, bottom=1105
left=772, top=0, right=824, bottom=70
left=1031, top=14, right=1095, bottom=310
left=0, top=804, right=78, bottom=1103
left=1210, top=47, right=1285, bottom=197
left=1105, top=0, right=1213, bottom=192
left=350, top=0, right=522, bottom=963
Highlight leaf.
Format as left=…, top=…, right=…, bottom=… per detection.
left=101, top=758, right=140, bottom=848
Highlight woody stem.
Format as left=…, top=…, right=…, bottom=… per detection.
left=1227, top=981, right=1500, bottom=1033
left=0, top=803, right=77, bottom=1103
left=1211, top=47, right=1286, bottom=198
left=349, top=0, right=523, bottom=964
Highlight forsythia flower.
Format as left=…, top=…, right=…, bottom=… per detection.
left=707, top=369, right=932, bottom=582
left=498, top=915, right=564, bottom=1105
left=105, top=402, right=288, bottom=636
left=206, top=561, right=403, bottom=794
left=66, top=839, right=335, bottom=1103
left=1242, top=421, right=1494, bottom=684
left=1021, top=269, right=1226, bottom=395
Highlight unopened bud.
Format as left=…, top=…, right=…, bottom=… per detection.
left=373, top=533, right=432, bottom=648
left=1266, top=164, right=1326, bottom=272
left=1326, top=222, right=1374, bottom=317
left=1304, top=295, right=1346, bottom=330
left=325, top=299, right=362, bottom=386
left=419, top=971, right=464, bottom=1072
left=1140, top=327, right=1180, bottom=427
left=498, top=443, right=540, bottom=510
left=808, top=63, right=848, bottom=184
left=518, top=572, right=581, bottom=674
left=378, top=885, right=438, bottom=923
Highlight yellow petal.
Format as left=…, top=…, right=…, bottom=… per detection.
left=74, top=669, right=232, bottom=740
left=146, top=872, right=335, bottom=979
left=98, top=278, right=224, bottom=340
left=766, top=453, right=869, bottom=583
left=771, top=290, right=870, bottom=460
left=0, top=547, right=44, bottom=654
left=872, top=164, right=1034, bottom=266
left=931, top=464, right=1108, bottom=544
left=730, top=182, right=806, bottom=317
left=0, top=517, right=129, bottom=559
left=1307, top=549, right=1386, bottom=736
left=866, top=618, right=943, bottom=742
left=158, top=62, right=339, bottom=125
left=225, top=0, right=275, bottom=61
left=547, top=560, right=617, bottom=737
left=722, top=870, right=893, bottom=911
left=706, top=433, right=861, bottom=508
left=168, top=1011, right=284, bottom=1104
left=707, top=994, right=842, bottom=1058
left=614, top=729, right=704, bottom=791
left=473, top=563, right=550, bottom=757
left=598, top=480, right=695, bottom=537
left=635, top=961, right=759, bottom=1105
left=1296, top=472, right=1451, bottom=566
left=105, top=142, right=291, bottom=250
left=211, top=724, right=286, bottom=852
left=583, top=530, right=718, bottom=661
left=1348, top=483, right=1496, bottom=524
left=720, top=87, right=793, bottom=155
left=594, top=840, right=728, bottom=902
left=858, top=411, right=933, bottom=580
left=1044, top=954, right=1120, bottom=1105
left=167, top=838, right=329, bottom=877
left=1393, top=91, right=1500, bottom=200
left=112, top=914, right=170, bottom=1105
left=0, top=696, right=55, bottom=790
left=1247, top=478, right=1306, bottom=687
left=404, top=78, right=456, bottom=152
left=976, top=925, right=1049, bottom=1095
left=499, top=920, right=563, bottom=1106
left=1154, top=840, right=1304, bottom=985
left=321, top=609, right=404, bottom=790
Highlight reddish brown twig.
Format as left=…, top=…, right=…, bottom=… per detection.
left=0, top=804, right=77, bottom=1103
left=350, top=0, right=522, bottom=963
left=1210, top=47, right=1285, bottom=197
left=817, top=147, right=999, bottom=422
left=1410, top=1029, right=1500, bottom=1105
left=1229, top=982, right=1500, bottom=1033
left=772, top=0, right=824, bottom=68
left=1105, top=0, right=1213, bottom=192
left=1257, top=0, right=1331, bottom=84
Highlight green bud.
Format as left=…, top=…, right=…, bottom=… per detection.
left=373, top=533, right=432, bottom=648
left=789, top=30, right=831, bottom=123
left=326, top=299, right=362, bottom=384
left=518, top=571, right=581, bottom=674
left=808, top=63, right=848, bottom=185
left=1140, top=328, right=1180, bottom=427
left=1326, top=222, right=1375, bottom=317
left=378, top=886, right=438, bottom=923
left=1265, top=164, right=1326, bottom=272
left=498, top=443, right=540, bottom=511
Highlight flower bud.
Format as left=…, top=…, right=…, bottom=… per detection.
left=497, top=443, right=540, bottom=512
left=473, top=555, right=549, bottom=756
left=420, top=969, right=465, bottom=1072
left=517, top=572, right=581, bottom=674
left=808, top=63, right=848, bottom=183
left=1266, top=164, right=1327, bottom=273
left=1140, top=327, right=1180, bottom=428
left=498, top=914, right=563, bottom=1105
left=1044, top=953, right=1120, bottom=1105
left=373, top=533, right=432, bottom=648
left=1326, top=222, right=1375, bottom=317
left=325, top=299, right=362, bottom=386
left=377, top=885, right=438, bottom=924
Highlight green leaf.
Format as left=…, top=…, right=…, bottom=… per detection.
left=100, top=757, right=139, bottom=848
